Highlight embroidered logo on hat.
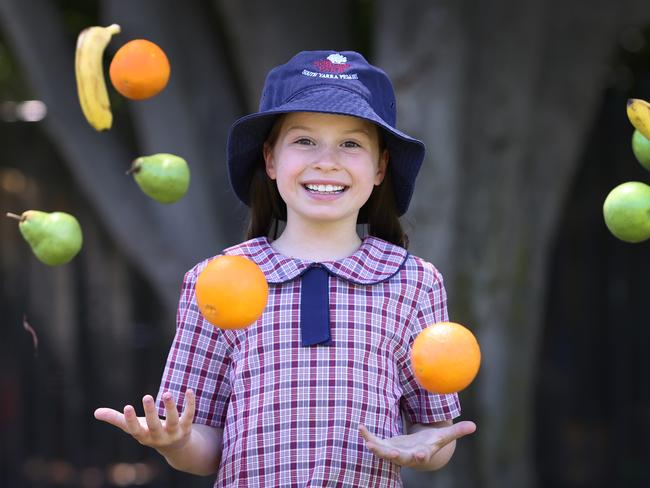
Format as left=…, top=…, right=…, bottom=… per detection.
left=302, top=52, right=358, bottom=80
left=313, top=53, right=350, bottom=73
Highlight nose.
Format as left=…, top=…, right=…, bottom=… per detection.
left=312, top=144, right=340, bottom=171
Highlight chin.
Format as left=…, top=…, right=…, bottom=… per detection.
left=298, top=209, right=359, bottom=225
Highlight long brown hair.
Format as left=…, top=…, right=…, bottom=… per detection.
left=245, top=117, right=409, bottom=249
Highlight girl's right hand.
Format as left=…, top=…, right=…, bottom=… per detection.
left=94, top=389, right=196, bottom=453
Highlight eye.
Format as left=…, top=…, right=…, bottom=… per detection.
left=294, top=137, right=314, bottom=146
left=342, top=140, right=361, bottom=148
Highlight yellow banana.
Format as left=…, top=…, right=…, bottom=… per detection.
left=75, top=24, right=121, bottom=131
left=626, top=98, right=650, bottom=140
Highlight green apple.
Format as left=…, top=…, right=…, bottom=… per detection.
left=7, top=210, right=83, bottom=265
left=128, top=153, right=190, bottom=203
left=631, top=129, right=650, bottom=171
left=603, top=181, right=650, bottom=243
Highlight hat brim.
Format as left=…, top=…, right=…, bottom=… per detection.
left=227, top=87, right=425, bottom=217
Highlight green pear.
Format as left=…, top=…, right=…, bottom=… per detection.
left=128, top=153, right=190, bottom=203
left=632, top=129, right=650, bottom=171
left=603, top=181, right=650, bottom=243
left=7, top=210, right=83, bottom=265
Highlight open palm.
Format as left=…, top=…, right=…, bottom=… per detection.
left=359, top=420, right=476, bottom=469
left=94, top=390, right=195, bottom=452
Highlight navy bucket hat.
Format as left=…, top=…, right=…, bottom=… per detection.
left=226, top=50, right=426, bottom=217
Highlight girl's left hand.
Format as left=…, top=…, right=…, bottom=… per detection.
left=358, top=421, right=476, bottom=469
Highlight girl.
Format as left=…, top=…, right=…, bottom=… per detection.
left=95, top=50, right=476, bottom=487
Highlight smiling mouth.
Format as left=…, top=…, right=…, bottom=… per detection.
left=303, top=184, right=348, bottom=194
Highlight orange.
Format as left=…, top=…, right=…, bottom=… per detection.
left=195, top=255, right=269, bottom=329
left=109, top=39, right=170, bottom=100
left=411, top=321, right=481, bottom=394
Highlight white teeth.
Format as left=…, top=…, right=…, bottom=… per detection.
left=305, top=184, right=345, bottom=193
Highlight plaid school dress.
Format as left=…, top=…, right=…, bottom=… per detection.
left=157, top=236, right=461, bottom=487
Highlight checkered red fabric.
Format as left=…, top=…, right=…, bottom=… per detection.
left=157, top=237, right=461, bottom=487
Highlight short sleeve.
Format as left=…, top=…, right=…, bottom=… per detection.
left=156, top=264, right=232, bottom=428
left=399, top=262, right=462, bottom=424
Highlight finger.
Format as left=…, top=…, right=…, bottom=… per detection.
left=413, top=448, right=429, bottom=463
left=364, top=440, right=399, bottom=460
left=375, top=444, right=402, bottom=461
left=162, top=392, right=179, bottom=429
left=94, top=408, right=129, bottom=433
left=359, top=426, right=399, bottom=458
left=361, top=425, right=400, bottom=454
left=123, top=405, right=145, bottom=438
left=358, top=424, right=381, bottom=446
left=436, top=420, right=477, bottom=447
left=458, top=420, right=477, bottom=436
left=179, top=390, right=196, bottom=429
left=358, top=425, right=380, bottom=451
left=142, top=395, right=163, bottom=436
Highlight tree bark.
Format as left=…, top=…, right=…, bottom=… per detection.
left=216, top=0, right=356, bottom=109
left=0, top=0, right=241, bottom=310
left=377, top=0, right=650, bottom=486
left=101, top=0, right=244, bottom=256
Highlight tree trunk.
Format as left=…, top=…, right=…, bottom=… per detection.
left=216, top=0, right=357, bottom=109
left=101, top=0, right=245, bottom=255
left=0, top=0, right=242, bottom=310
left=377, top=0, right=650, bottom=486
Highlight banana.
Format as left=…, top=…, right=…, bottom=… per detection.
left=626, top=98, right=650, bottom=141
left=75, top=24, right=121, bottom=131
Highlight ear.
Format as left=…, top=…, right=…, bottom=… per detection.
left=263, top=142, right=277, bottom=180
left=375, top=149, right=389, bottom=185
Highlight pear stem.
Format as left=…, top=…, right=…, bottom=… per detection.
left=126, top=160, right=141, bottom=176
left=6, top=212, right=23, bottom=222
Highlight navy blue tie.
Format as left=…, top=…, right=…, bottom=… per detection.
left=300, top=265, right=332, bottom=346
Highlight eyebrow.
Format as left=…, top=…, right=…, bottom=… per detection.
left=284, top=125, right=313, bottom=133
left=343, top=127, right=372, bottom=136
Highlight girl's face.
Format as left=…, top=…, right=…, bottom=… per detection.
left=263, top=112, right=388, bottom=228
